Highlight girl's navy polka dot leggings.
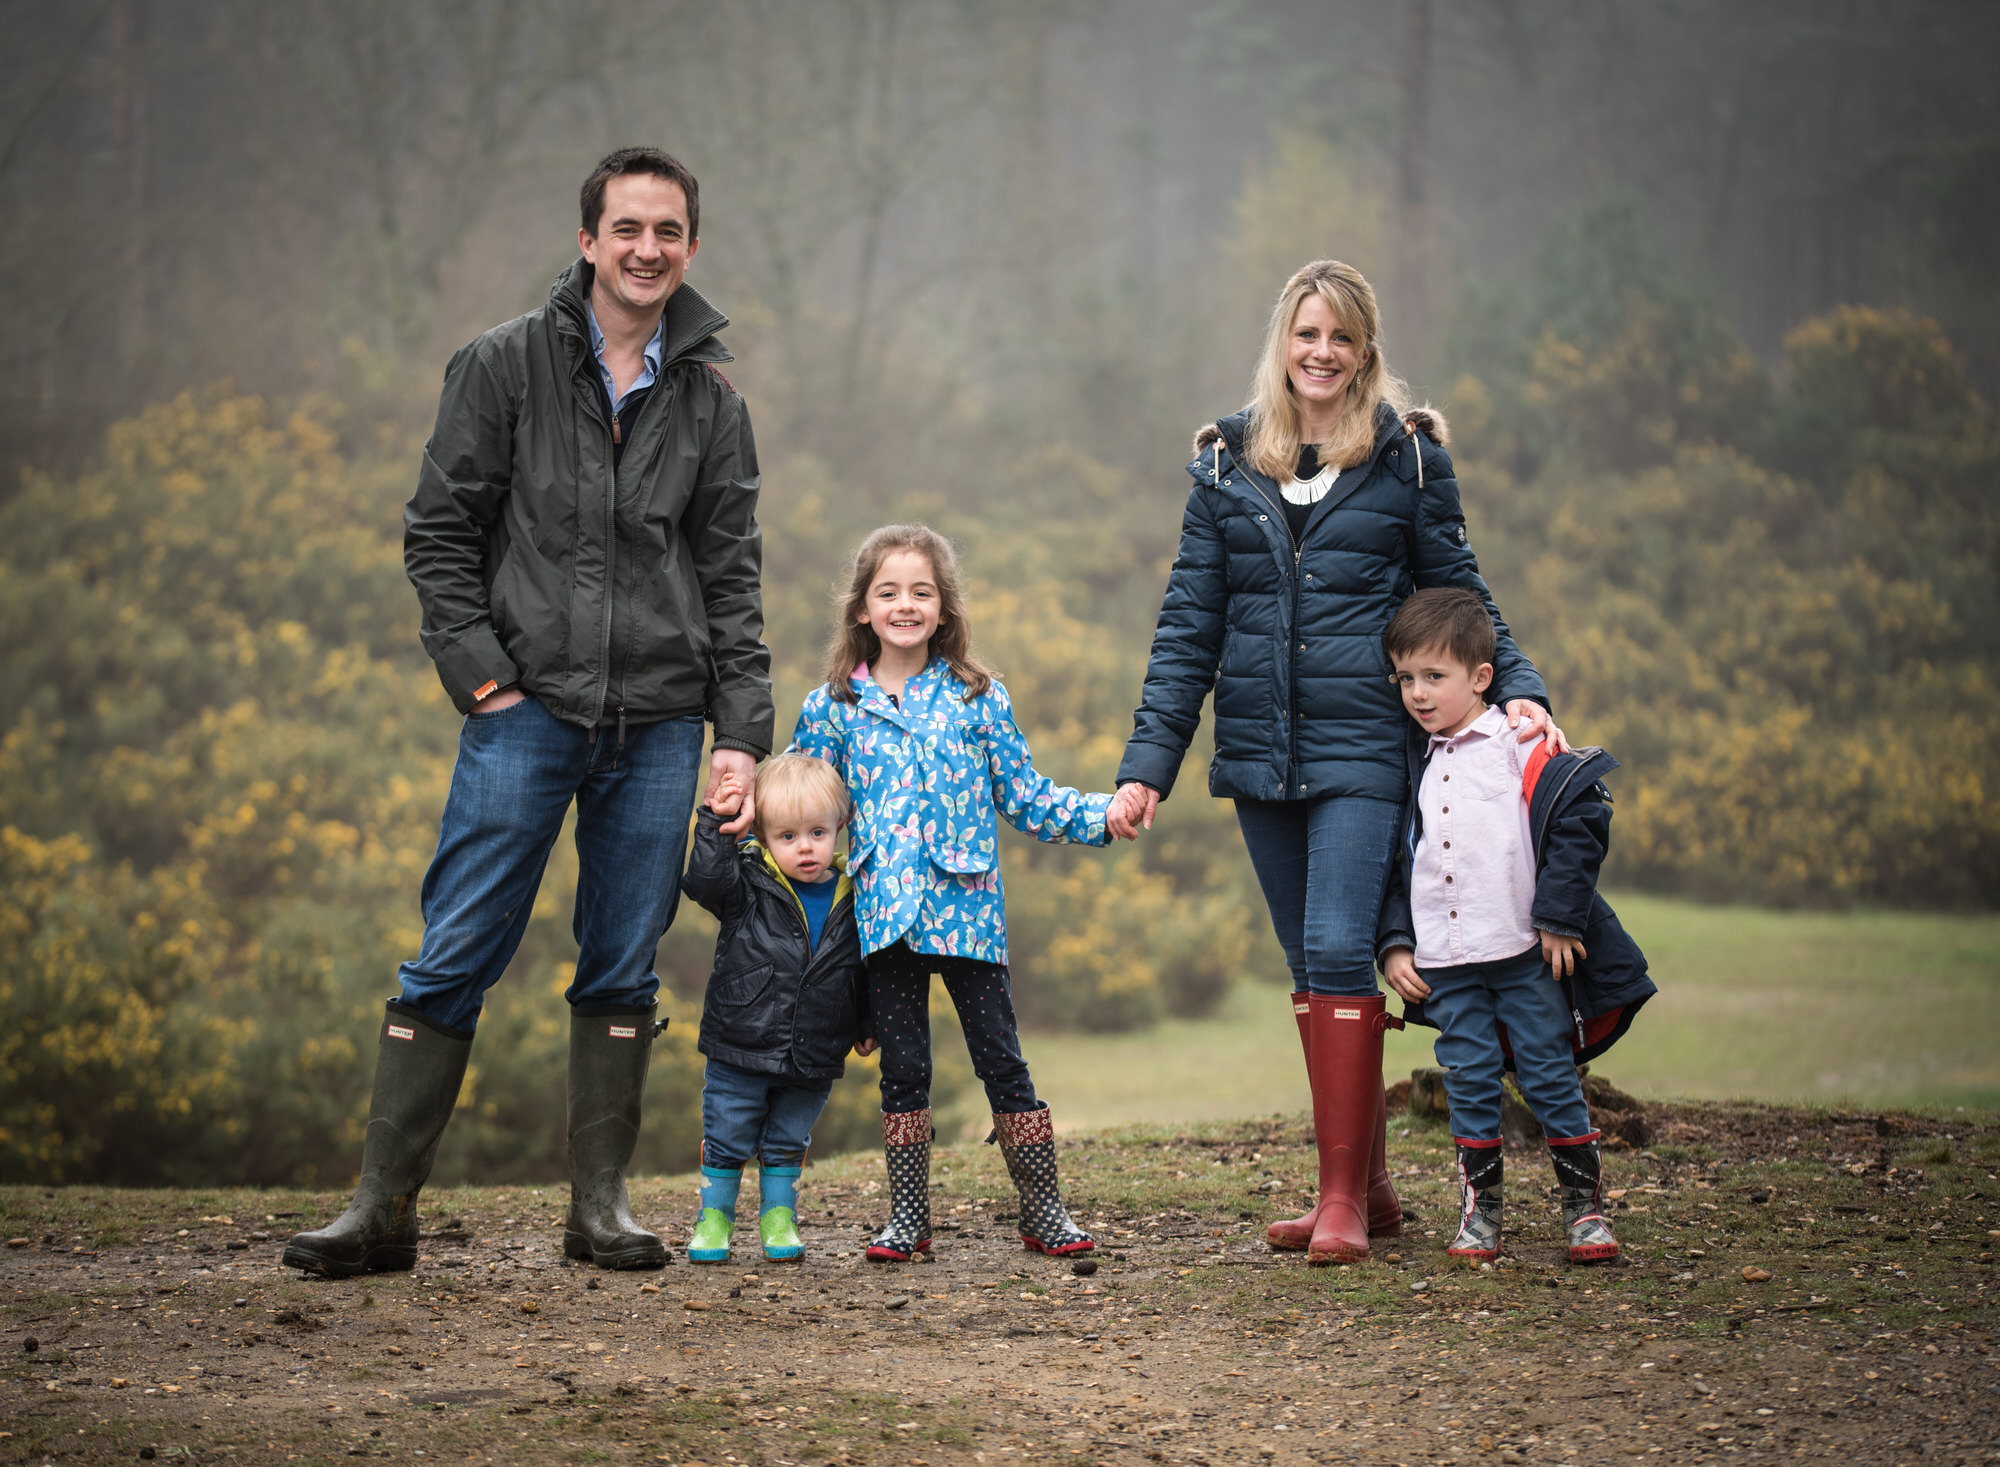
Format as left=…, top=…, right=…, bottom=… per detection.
left=867, top=941, right=1039, bottom=1116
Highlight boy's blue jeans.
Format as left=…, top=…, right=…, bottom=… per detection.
left=700, top=1058, right=835, bottom=1169
left=1422, top=945, right=1594, bottom=1142
left=395, top=697, right=705, bottom=1033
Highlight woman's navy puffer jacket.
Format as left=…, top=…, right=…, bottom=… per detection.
left=1117, top=402, right=1547, bottom=806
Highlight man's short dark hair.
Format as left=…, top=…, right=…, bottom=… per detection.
left=1384, top=587, right=1496, bottom=672
left=580, top=147, right=700, bottom=239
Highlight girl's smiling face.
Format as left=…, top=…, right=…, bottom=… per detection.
left=859, top=548, right=941, bottom=659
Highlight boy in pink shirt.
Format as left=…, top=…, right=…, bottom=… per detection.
left=1377, top=588, right=1650, bottom=1265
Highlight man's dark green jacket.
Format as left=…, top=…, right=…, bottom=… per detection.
left=405, top=259, right=773, bottom=754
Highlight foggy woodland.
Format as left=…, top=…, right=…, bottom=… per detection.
left=2, top=0, right=1997, bottom=1185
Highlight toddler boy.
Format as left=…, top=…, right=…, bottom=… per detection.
left=679, top=754, right=872, bottom=1263
left=1377, top=588, right=1653, bottom=1264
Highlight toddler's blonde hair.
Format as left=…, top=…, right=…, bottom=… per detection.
left=752, top=754, right=850, bottom=841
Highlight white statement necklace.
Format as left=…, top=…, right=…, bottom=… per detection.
left=1280, top=464, right=1337, bottom=506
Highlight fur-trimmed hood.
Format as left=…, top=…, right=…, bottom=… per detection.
left=1192, top=402, right=1450, bottom=456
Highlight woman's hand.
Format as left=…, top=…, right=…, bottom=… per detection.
left=854, top=1038, right=878, bottom=1057
left=1106, top=783, right=1160, bottom=841
left=1504, top=699, right=1568, bottom=753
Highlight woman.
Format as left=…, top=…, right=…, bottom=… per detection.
left=1106, top=260, right=1558, bottom=1264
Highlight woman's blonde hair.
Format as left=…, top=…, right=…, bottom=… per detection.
left=1242, top=259, right=1409, bottom=481
left=822, top=524, right=994, bottom=704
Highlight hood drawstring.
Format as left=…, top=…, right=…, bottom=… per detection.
left=1404, top=419, right=1425, bottom=489
left=1212, top=437, right=1224, bottom=485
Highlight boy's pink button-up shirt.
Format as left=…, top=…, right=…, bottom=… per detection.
left=1410, top=703, right=1544, bottom=970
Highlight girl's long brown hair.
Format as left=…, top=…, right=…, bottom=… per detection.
left=823, top=524, right=995, bottom=704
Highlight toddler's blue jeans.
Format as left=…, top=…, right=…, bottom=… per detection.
left=395, top=697, right=705, bottom=1033
left=1421, top=944, right=1593, bottom=1142
left=701, top=1057, right=835, bottom=1170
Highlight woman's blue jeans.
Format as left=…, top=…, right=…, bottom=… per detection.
left=1233, top=794, right=1403, bottom=997
left=395, top=697, right=706, bottom=1033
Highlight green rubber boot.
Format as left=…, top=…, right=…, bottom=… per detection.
left=687, top=1165, right=741, bottom=1264
left=759, top=1164, right=804, bottom=1260
left=688, top=1207, right=734, bottom=1264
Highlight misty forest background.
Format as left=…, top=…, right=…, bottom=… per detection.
left=2, top=0, right=1997, bottom=1188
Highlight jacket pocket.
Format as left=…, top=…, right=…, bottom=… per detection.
left=928, top=842, right=996, bottom=875
left=708, top=961, right=775, bottom=1013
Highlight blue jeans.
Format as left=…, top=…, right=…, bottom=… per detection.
left=700, top=1057, right=835, bottom=1169
left=1234, top=795, right=1403, bottom=996
left=1421, top=945, right=1594, bottom=1142
left=396, top=697, right=705, bottom=1033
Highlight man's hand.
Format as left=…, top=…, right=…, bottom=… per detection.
left=706, top=770, right=746, bottom=818
left=1106, top=783, right=1159, bottom=841
left=1381, top=947, right=1430, bottom=1003
left=471, top=686, right=526, bottom=716
left=709, top=749, right=758, bottom=834
left=1504, top=699, right=1568, bottom=753
left=854, top=1037, right=878, bottom=1057
left=1539, top=929, right=1587, bottom=979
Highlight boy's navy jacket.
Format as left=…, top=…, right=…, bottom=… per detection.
left=1378, top=727, right=1655, bottom=1065
left=680, top=807, right=869, bottom=1082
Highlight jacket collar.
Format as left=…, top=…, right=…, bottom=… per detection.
left=753, top=844, right=853, bottom=910
left=851, top=658, right=951, bottom=729
left=549, top=258, right=733, bottom=370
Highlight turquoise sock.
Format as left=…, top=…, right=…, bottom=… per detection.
left=700, top=1165, right=742, bottom=1216
left=759, top=1165, right=801, bottom=1213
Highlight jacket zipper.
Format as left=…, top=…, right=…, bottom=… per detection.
left=1212, top=436, right=1306, bottom=793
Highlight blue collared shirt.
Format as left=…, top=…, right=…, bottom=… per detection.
left=586, top=304, right=665, bottom=415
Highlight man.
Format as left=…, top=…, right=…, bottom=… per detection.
left=285, top=148, right=771, bottom=1277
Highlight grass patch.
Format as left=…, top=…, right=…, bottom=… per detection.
left=1017, top=891, right=2000, bottom=1137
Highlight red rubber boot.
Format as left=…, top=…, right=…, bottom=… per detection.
left=1271, top=995, right=1406, bottom=1251
left=1266, top=996, right=1319, bottom=1251
left=1306, top=993, right=1396, bottom=1265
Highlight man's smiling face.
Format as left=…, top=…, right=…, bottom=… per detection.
left=579, top=173, right=698, bottom=319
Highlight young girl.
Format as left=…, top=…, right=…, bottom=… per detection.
left=791, top=524, right=1115, bottom=1261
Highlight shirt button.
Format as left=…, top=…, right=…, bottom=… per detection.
left=1449, top=910, right=1457, bottom=919
left=1445, top=875, right=1453, bottom=883
left=1443, top=841, right=1451, bottom=849
left=1442, top=774, right=1449, bottom=782
left=1442, top=806, right=1449, bottom=813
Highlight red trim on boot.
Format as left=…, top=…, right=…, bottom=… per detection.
left=1546, top=1130, right=1603, bottom=1146
left=864, top=1238, right=932, bottom=1262
left=1305, top=993, right=1388, bottom=1265
left=882, top=1109, right=932, bottom=1146
left=1454, top=1136, right=1505, bottom=1148
left=992, top=1107, right=1054, bottom=1146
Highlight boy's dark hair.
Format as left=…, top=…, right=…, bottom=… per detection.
left=1384, top=587, right=1496, bottom=672
left=580, top=147, right=700, bottom=239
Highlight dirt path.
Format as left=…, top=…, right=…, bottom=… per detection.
left=4, top=1101, right=1996, bottom=1465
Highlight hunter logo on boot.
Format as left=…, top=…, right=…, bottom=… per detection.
left=1333, top=1007, right=1362, bottom=1020
left=608, top=1025, right=637, bottom=1038
left=386, top=1025, right=415, bottom=1041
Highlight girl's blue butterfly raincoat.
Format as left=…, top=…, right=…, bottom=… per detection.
left=790, top=661, right=1111, bottom=964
